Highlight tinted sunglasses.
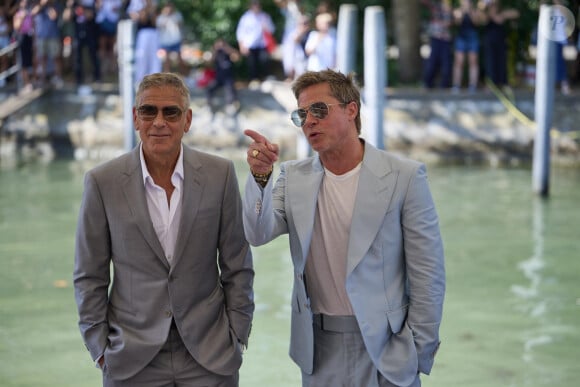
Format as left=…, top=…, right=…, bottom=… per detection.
left=136, top=105, right=184, bottom=122
left=290, top=101, right=345, bottom=127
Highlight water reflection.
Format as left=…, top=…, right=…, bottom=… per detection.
left=511, top=198, right=550, bottom=363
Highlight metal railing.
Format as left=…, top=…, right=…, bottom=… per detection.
left=0, top=40, right=22, bottom=91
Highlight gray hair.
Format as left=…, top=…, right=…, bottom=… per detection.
left=135, top=72, right=190, bottom=109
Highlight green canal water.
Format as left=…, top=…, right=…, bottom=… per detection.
left=0, top=159, right=578, bottom=386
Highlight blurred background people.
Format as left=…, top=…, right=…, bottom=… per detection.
left=63, top=0, right=101, bottom=90
left=314, top=0, right=336, bottom=25
left=0, top=6, right=13, bottom=87
left=13, top=0, right=35, bottom=92
left=95, top=0, right=122, bottom=76
left=275, top=0, right=303, bottom=81
left=156, top=1, right=186, bottom=74
left=32, top=0, right=64, bottom=88
left=128, top=0, right=160, bottom=86
left=575, top=7, right=580, bottom=86
left=291, top=13, right=311, bottom=80
left=482, top=0, right=519, bottom=91
left=206, top=37, right=240, bottom=114
left=552, top=0, right=571, bottom=94
left=451, top=0, right=486, bottom=93
left=236, top=0, right=275, bottom=85
left=304, top=12, right=336, bottom=71
left=422, top=0, right=453, bottom=89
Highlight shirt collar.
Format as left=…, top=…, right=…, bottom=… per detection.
left=140, top=144, right=184, bottom=186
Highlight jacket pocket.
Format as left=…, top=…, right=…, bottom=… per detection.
left=386, top=303, right=409, bottom=334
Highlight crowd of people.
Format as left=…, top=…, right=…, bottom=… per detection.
left=231, top=0, right=338, bottom=86
left=202, top=0, right=337, bottom=112
left=1, top=0, right=578, bottom=97
left=274, top=0, right=338, bottom=82
left=0, top=0, right=188, bottom=93
left=423, top=0, right=578, bottom=95
left=0, top=0, right=338, bottom=96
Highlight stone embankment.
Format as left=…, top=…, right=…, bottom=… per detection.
left=1, top=80, right=579, bottom=166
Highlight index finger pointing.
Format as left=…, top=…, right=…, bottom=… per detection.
left=244, top=129, right=268, bottom=144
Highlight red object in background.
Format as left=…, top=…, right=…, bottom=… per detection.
left=197, top=68, right=216, bottom=88
left=263, top=30, right=277, bottom=54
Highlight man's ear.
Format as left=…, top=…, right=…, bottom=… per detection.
left=346, top=101, right=358, bottom=120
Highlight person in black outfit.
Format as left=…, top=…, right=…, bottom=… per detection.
left=63, top=0, right=101, bottom=88
left=206, top=38, right=241, bottom=114
left=422, top=0, right=453, bottom=89
left=482, top=0, right=519, bottom=90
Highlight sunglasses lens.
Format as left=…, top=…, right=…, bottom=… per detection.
left=137, top=105, right=158, bottom=120
left=163, top=107, right=182, bottom=121
left=290, top=109, right=306, bottom=127
left=309, top=102, right=329, bottom=119
left=290, top=102, right=331, bottom=127
left=138, top=105, right=183, bottom=121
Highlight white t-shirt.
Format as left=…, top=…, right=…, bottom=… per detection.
left=305, top=163, right=362, bottom=315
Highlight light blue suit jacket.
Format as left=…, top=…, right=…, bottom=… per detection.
left=243, top=142, right=445, bottom=386
left=74, top=145, right=254, bottom=381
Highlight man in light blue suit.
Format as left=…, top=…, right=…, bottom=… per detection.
left=74, top=73, right=254, bottom=386
left=243, top=69, right=445, bottom=387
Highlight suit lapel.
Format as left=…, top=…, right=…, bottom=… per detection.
left=121, top=147, right=168, bottom=268
left=347, top=145, right=396, bottom=274
left=173, top=147, right=203, bottom=265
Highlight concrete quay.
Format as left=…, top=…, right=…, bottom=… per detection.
left=1, top=80, right=579, bottom=167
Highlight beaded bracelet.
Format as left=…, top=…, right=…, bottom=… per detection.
left=251, top=167, right=273, bottom=187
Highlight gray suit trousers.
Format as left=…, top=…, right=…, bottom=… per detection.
left=102, top=322, right=239, bottom=387
left=302, top=319, right=421, bottom=387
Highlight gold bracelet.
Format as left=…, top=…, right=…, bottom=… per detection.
left=251, top=167, right=273, bottom=186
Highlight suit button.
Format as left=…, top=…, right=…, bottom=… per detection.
left=165, top=310, right=172, bottom=318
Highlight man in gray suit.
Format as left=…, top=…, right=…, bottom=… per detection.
left=243, top=69, right=445, bottom=387
left=74, top=72, right=254, bottom=386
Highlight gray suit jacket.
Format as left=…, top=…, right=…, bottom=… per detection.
left=74, top=145, right=254, bottom=381
left=243, top=142, right=445, bottom=386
